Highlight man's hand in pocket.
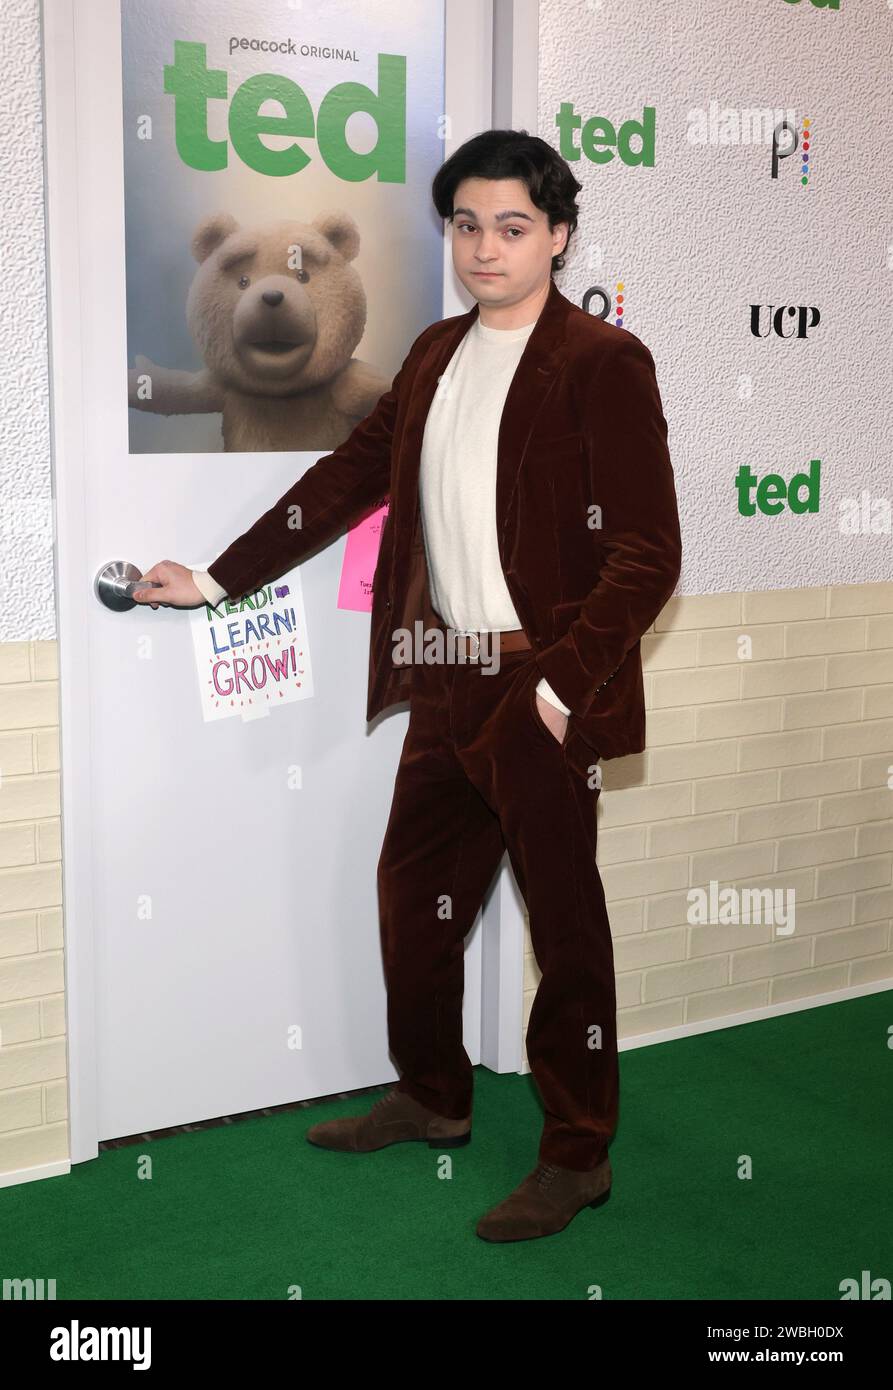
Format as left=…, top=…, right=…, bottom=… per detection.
left=535, top=693, right=569, bottom=745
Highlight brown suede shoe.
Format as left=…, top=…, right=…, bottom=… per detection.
left=476, top=1155, right=612, bottom=1242
left=305, top=1085, right=472, bottom=1153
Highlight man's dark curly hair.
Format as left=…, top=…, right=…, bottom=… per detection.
left=431, top=128, right=583, bottom=274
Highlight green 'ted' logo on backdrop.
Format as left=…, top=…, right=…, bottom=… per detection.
left=163, top=41, right=406, bottom=180
left=556, top=101, right=656, bottom=167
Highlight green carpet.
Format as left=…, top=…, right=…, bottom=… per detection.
left=2, top=991, right=890, bottom=1300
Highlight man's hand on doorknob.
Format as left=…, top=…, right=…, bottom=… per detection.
left=132, top=561, right=204, bottom=610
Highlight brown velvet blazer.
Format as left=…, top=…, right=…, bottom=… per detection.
left=207, top=277, right=682, bottom=761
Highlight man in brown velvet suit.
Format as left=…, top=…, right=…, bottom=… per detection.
left=134, top=130, right=682, bottom=1242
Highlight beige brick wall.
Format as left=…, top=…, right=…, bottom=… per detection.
left=523, top=582, right=893, bottom=1048
left=0, top=640, right=68, bottom=1179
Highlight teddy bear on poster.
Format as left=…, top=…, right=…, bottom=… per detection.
left=128, top=210, right=391, bottom=452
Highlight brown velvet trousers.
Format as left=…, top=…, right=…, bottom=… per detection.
left=376, top=593, right=619, bottom=1172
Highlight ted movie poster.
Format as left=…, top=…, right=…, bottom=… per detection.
left=122, top=0, right=446, bottom=456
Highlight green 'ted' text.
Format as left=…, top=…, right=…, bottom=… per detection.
left=163, top=41, right=406, bottom=180
left=735, top=459, right=822, bottom=516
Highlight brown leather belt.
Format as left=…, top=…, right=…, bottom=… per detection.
left=434, top=624, right=532, bottom=661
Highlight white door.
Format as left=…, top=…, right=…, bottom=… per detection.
left=43, top=0, right=522, bottom=1162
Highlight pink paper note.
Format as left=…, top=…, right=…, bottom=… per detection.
left=337, top=501, right=390, bottom=613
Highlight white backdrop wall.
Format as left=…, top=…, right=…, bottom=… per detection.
left=537, top=0, right=893, bottom=593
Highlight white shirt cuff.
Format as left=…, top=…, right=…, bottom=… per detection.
left=535, top=676, right=571, bottom=717
left=192, top=569, right=228, bottom=606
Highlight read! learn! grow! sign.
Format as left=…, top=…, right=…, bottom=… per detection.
left=189, top=564, right=314, bottom=723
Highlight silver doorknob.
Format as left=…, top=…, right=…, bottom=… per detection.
left=94, top=560, right=162, bottom=612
